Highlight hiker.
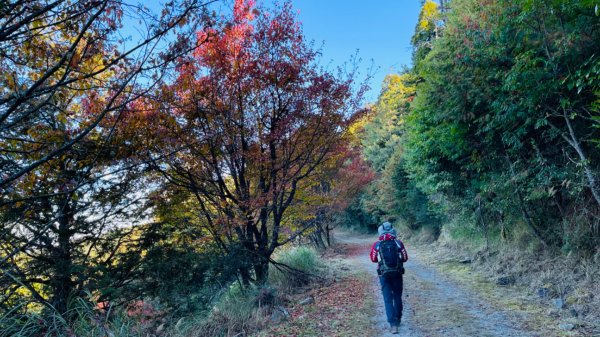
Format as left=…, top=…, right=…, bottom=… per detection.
left=370, top=221, right=408, bottom=334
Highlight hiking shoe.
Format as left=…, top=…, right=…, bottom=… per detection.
left=391, top=325, right=399, bottom=334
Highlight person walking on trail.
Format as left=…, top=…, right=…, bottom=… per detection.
left=370, top=221, right=409, bottom=334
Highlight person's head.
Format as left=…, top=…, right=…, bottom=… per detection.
left=378, top=221, right=397, bottom=237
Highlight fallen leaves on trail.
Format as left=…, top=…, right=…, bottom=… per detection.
left=324, top=242, right=370, bottom=258
left=344, top=243, right=371, bottom=258
left=257, top=272, right=375, bottom=337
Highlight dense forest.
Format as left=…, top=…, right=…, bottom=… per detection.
left=1, top=0, right=599, bottom=336
left=353, top=0, right=600, bottom=255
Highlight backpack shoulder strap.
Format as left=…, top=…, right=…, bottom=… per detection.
left=377, top=240, right=385, bottom=263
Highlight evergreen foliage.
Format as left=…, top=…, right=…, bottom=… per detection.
left=357, top=0, right=600, bottom=253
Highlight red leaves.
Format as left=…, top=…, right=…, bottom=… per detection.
left=153, top=0, right=360, bottom=270
left=233, top=0, right=256, bottom=23
left=188, top=0, right=318, bottom=98
left=193, top=0, right=256, bottom=79
left=264, top=269, right=374, bottom=336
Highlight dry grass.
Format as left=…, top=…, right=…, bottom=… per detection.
left=412, top=233, right=600, bottom=337
left=181, top=304, right=271, bottom=337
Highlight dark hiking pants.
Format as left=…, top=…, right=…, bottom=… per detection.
left=379, top=271, right=403, bottom=327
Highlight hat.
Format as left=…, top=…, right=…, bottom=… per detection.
left=378, top=221, right=396, bottom=237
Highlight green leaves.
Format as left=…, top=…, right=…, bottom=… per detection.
left=361, top=73, right=415, bottom=172
left=355, top=0, right=600, bottom=253
left=564, top=54, right=600, bottom=95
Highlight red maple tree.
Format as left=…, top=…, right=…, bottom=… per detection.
left=151, top=0, right=363, bottom=283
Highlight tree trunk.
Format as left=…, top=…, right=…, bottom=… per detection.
left=240, top=268, right=251, bottom=287
left=325, top=224, right=332, bottom=247
left=516, top=183, right=550, bottom=247
left=253, top=256, right=269, bottom=285
left=504, top=155, right=550, bottom=248
left=477, top=198, right=490, bottom=251
left=311, top=218, right=326, bottom=250
left=561, top=109, right=600, bottom=207
left=51, top=201, right=74, bottom=316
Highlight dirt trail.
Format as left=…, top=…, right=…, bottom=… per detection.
left=336, top=232, right=536, bottom=337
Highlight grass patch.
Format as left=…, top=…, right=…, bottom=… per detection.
left=0, top=297, right=155, bottom=337
left=176, top=282, right=273, bottom=337
left=269, top=246, right=324, bottom=290
left=413, top=241, right=596, bottom=336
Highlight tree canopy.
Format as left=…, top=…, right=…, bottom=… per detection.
left=354, top=0, right=600, bottom=253
left=2, top=0, right=600, bottom=335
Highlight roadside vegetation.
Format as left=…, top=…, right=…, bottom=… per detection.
left=256, top=240, right=376, bottom=337
left=0, top=0, right=365, bottom=336
left=347, top=1, right=600, bottom=334
left=2, top=0, right=600, bottom=336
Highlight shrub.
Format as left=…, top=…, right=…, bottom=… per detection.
left=269, top=246, right=323, bottom=289
left=0, top=297, right=147, bottom=337
left=176, top=282, right=270, bottom=337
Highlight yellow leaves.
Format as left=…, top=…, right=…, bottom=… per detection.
left=4, top=73, right=17, bottom=91
left=178, top=16, right=188, bottom=28
left=31, top=19, right=43, bottom=29
left=348, top=113, right=370, bottom=137
left=418, top=0, right=440, bottom=31
left=381, top=73, right=416, bottom=105
left=57, top=113, right=68, bottom=125
left=77, top=39, right=113, bottom=78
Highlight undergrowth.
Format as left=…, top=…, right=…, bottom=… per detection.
left=415, top=225, right=600, bottom=336
left=0, top=245, right=327, bottom=337
left=269, top=246, right=324, bottom=290
left=0, top=297, right=147, bottom=337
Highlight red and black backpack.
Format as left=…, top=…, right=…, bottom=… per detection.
left=378, top=240, right=404, bottom=275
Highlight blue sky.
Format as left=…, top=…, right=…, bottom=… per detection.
left=137, top=0, right=422, bottom=102
left=210, top=0, right=422, bottom=101
left=291, top=1, right=422, bottom=101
